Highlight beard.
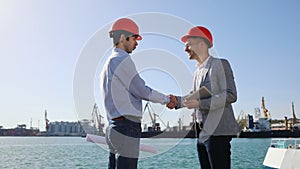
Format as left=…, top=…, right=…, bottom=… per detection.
left=189, top=52, right=198, bottom=60
left=124, top=44, right=133, bottom=53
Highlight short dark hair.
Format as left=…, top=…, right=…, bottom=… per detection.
left=109, top=30, right=133, bottom=46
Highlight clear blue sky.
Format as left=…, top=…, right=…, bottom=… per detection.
left=1, top=0, right=300, bottom=129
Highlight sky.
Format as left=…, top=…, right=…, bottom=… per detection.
left=1, top=0, right=300, bottom=130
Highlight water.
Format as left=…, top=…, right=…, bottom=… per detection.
left=0, top=137, right=270, bottom=169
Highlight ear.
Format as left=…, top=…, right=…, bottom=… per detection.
left=199, top=40, right=208, bottom=49
left=119, top=34, right=126, bottom=43
left=199, top=40, right=205, bottom=46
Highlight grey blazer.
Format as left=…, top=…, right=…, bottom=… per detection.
left=177, top=56, right=240, bottom=142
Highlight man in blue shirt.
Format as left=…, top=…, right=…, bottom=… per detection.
left=100, top=18, right=177, bottom=169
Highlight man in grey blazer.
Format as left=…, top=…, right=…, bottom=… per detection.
left=168, top=26, right=240, bottom=169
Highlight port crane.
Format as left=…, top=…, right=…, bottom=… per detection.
left=249, top=97, right=271, bottom=131
left=44, top=109, right=49, bottom=132
left=91, top=103, right=104, bottom=136
left=237, top=110, right=247, bottom=129
left=237, top=110, right=245, bottom=122
left=292, top=102, right=297, bottom=126
left=143, top=102, right=167, bottom=131
left=262, top=96, right=270, bottom=119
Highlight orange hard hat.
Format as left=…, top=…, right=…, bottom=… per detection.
left=181, top=26, right=213, bottom=48
left=110, top=18, right=142, bottom=40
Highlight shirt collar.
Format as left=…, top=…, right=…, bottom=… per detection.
left=197, top=55, right=211, bottom=69
left=113, top=47, right=129, bottom=56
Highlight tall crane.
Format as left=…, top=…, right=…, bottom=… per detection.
left=237, top=110, right=247, bottom=129
left=292, top=102, right=297, bottom=126
left=91, top=103, right=104, bottom=135
left=143, top=102, right=167, bottom=131
left=144, top=102, right=157, bottom=130
left=45, top=109, right=49, bottom=132
left=237, top=110, right=245, bottom=122
left=261, top=97, right=269, bottom=119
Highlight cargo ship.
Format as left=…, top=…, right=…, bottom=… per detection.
left=140, top=102, right=201, bottom=138
left=141, top=121, right=200, bottom=138
left=0, top=124, right=39, bottom=136
left=239, top=129, right=300, bottom=138
left=237, top=98, right=300, bottom=138
left=142, top=98, right=300, bottom=139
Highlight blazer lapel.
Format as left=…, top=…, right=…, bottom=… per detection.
left=199, top=57, right=213, bottom=86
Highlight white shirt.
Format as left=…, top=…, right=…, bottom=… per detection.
left=194, top=56, right=211, bottom=122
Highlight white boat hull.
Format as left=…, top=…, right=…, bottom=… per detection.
left=263, top=147, right=300, bottom=169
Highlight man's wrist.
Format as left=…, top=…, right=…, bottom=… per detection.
left=175, top=96, right=181, bottom=109
left=165, top=96, right=171, bottom=104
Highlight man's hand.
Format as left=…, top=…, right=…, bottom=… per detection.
left=183, top=99, right=199, bottom=109
left=166, top=94, right=178, bottom=109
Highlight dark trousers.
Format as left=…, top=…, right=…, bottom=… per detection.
left=197, top=136, right=232, bottom=169
left=106, top=118, right=141, bottom=169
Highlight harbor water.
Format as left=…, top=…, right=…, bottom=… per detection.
left=0, top=137, right=270, bottom=169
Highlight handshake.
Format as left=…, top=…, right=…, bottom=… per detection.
left=166, top=94, right=200, bottom=110
left=166, top=95, right=178, bottom=109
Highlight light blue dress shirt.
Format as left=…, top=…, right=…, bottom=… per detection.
left=100, top=48, right=170, bottom=120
